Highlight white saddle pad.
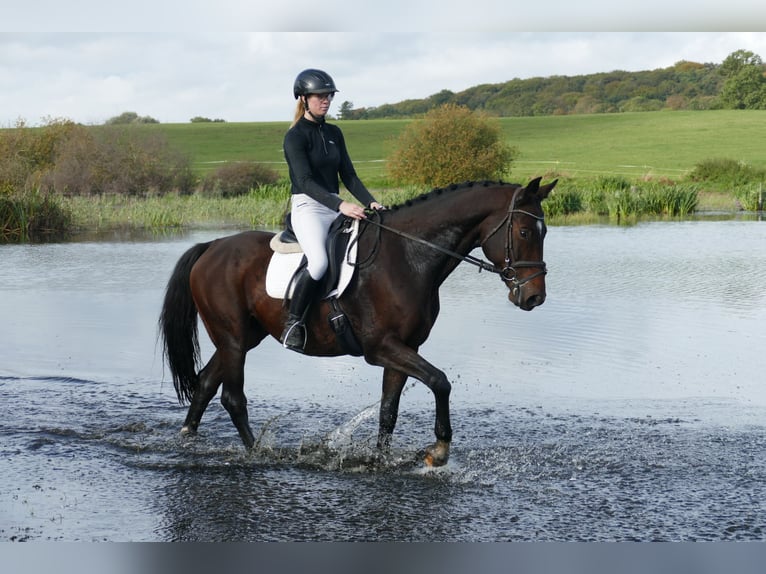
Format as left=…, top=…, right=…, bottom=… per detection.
left=265, top=219, right=359, bottom=300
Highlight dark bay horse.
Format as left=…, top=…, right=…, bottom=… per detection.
left=159, top=177, right=556, bottom=466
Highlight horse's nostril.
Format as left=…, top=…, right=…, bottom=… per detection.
left=526, top=294, right=545, bottom=309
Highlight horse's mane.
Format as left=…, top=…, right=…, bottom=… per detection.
left=387, top=180, right=520, bottom=212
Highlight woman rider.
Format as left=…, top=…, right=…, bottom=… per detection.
left=281, top=68, right=384, bottom=352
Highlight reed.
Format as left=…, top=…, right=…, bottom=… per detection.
left=540, top=186, right=583, bottom=217
left=734, top=184, right=766, bottom=212
left=63, top=182, right=293, bottom=231
left=545, top=180, right=700, bottom=223
left=0, top=190, right=72, bottom=242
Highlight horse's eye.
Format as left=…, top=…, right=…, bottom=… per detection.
left=519, top=228, right=529, bottom=239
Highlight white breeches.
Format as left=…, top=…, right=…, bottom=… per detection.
left=291, top=194, right=338, bottom=280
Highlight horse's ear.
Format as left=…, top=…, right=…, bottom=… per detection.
left=526, top=177, right=542, bottom=192
left=538, top=179, right=558, bottom=200
left=521, top=177, right=552, bottom=203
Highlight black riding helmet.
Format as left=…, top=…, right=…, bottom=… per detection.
left=293, top=69, right=338, bottom=99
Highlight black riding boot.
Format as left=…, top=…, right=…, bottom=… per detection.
left=281, top=268, right=318, bottom=353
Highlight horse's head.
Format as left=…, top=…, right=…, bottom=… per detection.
left=480, top=177, right=557, bottom=311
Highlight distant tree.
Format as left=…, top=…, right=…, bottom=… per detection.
left=338, top=101, right=354, bottom=120
left=362, top=58, right=723, bottom=118
left=190, top=116, right=226, bottom=123
left=105, top=111, right=160, bottom=125
left=428, top=89, right=455, bottom=107
left=664, top=94, right=689, bottom=110
left=718, top=50, right=766, bottom=109
left=106, top=111, right=138, bottom=124
left=720, top=49, right=762, bottom=76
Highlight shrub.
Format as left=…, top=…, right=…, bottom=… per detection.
left=201, top=162, right=281, bottom=198
left=1, top=120, right=194, bottom=197
left=0, top=117, right=86, bottom=194
left=687, top=158, right=766, bottom=188
left=41, top=126, right=195, bottom=196
left=387, top=104, right=516, bottom=187
left=0, top=121, right=30, bottom=195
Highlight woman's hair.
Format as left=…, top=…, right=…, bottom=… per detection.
left=291, top=98, right=306, bottom=127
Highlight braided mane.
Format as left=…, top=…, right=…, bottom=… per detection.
left=388, top=180, right=518, bottom=211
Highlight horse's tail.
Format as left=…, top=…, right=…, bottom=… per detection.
left=159, top=241, right=212, bottom=405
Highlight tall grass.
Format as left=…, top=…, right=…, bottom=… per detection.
left=64, top=182, right=292, bottom=232
left=545, top=180, right=699, bottom=223
left=734, top=184, right=766, bottom=211
left=0, top=190, right=72, bottom=242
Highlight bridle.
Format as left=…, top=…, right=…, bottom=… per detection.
left=479, top=187, right=548, bottom=293
left=358, top=187, right=547, bottom=297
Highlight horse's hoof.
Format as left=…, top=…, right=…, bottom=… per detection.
left=423, top=440, right=450, bottom=467
left=180, top=425, right=197, bottom=437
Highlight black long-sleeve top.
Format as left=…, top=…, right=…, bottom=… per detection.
left=283, top=116, right=376, bottom=211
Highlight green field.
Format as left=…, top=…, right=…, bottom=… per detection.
left=144, top=110, right=766, bottom=187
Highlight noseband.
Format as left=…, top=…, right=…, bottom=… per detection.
left=480, top=188, right=547, bottom=294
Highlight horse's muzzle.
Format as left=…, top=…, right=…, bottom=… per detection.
left=504, top=264, right=546, bottom=310
left=514, top=289, right=546, bottom=311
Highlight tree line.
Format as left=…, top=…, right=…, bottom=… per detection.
left=339, top=50, right=766, bottom=119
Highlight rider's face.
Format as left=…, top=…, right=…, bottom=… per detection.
left=305, top=92, right=334, bottom=118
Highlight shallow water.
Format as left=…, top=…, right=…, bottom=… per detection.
left=1, top=219, right=765, bottom=541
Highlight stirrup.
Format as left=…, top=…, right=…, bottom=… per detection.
left=282, top=321, right=306, bottom=352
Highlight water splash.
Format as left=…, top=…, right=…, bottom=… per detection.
left=322, top=401, right=379, bottom=451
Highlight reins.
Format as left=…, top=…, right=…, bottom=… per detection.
left=356, top=188, right=547, bottom=291
left=359, top=210, right=498, bottom=274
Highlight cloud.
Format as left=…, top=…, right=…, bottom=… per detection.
left=3, top=32, right=766, bottom=126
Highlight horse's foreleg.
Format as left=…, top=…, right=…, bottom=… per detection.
left=219, top=350, right=255, bottom=448
left=370, top=342, right=452, bottom=466
left=377, top=368, right=408, bottom=451
left=181, top=351, right=223, bottom=436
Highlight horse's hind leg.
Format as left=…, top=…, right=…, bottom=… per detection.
left=377, top=368, right=408, bottom=451
left=181, top=351, right=224, bottom=436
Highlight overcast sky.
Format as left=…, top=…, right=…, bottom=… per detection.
left=3, top=4, right=766, bottom=126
